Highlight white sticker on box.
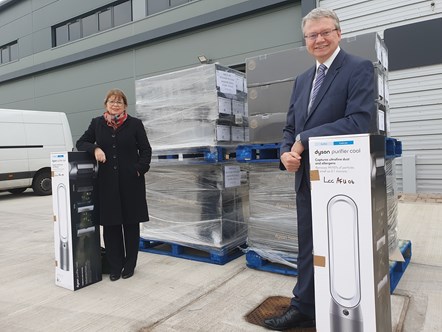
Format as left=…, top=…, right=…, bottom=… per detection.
left=231, top=126, right=244, bottom=142
left=218, top=97, right=232, bottom=114
left=51, top=153, right=68, bottom=177
left=382, top=48, right=389, bottom=70
left=378, top=74, right=384, bottom=99
left=216, top=71, right=236, bottom=95
left=224, top=165, right=241, bottom=188
left=378, top=109, right=385, bottom=132
left=244, top=127, right=250, bottom=142
left=216, top=125, right=230, bottom=141
left=376, top=37, right=382, bottom=64
left=236, top=75, right=245, bottom=92
left=232, top=100, right=244, bottom=116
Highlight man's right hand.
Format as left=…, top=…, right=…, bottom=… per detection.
left=281, top=151, right=301, bottom=172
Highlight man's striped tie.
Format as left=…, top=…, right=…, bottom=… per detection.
left=309, top=63, right=327, bottom=110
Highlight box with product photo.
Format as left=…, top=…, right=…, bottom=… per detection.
left=51, top=151, right=102, bottom=290
left=309, top=134, right=391, bottom=332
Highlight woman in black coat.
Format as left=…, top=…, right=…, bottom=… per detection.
left=76, top=88, right=152, bottom=281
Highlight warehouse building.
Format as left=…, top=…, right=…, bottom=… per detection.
left=0, top=0, right=441, bottom=193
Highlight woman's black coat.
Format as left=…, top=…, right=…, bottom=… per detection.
left=76, top=115, right=152, bottom=226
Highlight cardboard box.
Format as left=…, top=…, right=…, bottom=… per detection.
left=51, top=151, right=101, bottom=290
left=309, top=134, right=391, bottom=331
left=249, top=113, right=287, bottom=144
left=248, top=80, right=293, bottom=116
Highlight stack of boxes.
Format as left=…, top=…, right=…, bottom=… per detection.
left=136, top=64, right=248, bottom=150
left=343, top=33, right=401, bottom=253
left=246, top=47, right=311, bottom=144
left=135, top=64, right=249, bottom=255
left=340, top=32, right=390, bottom=136
left=246, top=32, right=389, bottom=141
left=244, top=32, right=399, bottom=273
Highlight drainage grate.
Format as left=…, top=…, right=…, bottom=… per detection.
left=245, top=296, right=316, bottom=331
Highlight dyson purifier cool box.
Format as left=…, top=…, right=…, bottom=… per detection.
left=51, top=151, right=102, bottom=290
left=309, top=134, right=392, bottom=332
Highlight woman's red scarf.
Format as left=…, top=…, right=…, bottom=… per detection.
left=103, top=111, right=128, bottom=129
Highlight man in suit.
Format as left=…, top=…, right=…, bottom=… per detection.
left=264, top=8, right=374, bottom=330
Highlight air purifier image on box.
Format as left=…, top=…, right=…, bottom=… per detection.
left=75, top=206, right=96, bottom=285
left=57, top=183, right=70, bottom=271
left=327, top=194, right=363, bottom=332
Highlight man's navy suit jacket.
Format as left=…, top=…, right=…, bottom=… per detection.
left=280, top=49, right=375, bottom=192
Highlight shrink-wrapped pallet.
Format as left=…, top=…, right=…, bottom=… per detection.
left=136, top=64, right=248, bottom=150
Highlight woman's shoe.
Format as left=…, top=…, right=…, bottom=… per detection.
left=109, top=273, right=121, bottom=281
left=122, top=270, right=134, bottom=279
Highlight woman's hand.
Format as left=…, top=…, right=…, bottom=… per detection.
left=94, top=147, right=106, bottom=163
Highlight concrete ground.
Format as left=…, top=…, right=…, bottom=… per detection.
left=0, top=190, right=441, bottom=331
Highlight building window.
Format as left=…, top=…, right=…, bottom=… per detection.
left=53, top=0, right=132, bottom=47
left=9, top=42, right=18, bottom=61
left=55, top=25, right=68, bottom=45
left=82, top=13, right=99, bottom=38
left=68, top=20, right=81, bottom=42
left=0, top=41, right=18, bottom=64
left=170, top=0, right=189, bottom=6
left=114, top=1, right=132, bottom=26
left=146, top=0, right=194, bottom=16
left=98, top=8, right=113, bottom=31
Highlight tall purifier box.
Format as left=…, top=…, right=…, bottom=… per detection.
left=51, top=151, right=102, bottom=290
left=309, top=134, right=391, bottom=332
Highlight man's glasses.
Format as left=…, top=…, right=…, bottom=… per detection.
left=304, top=28, right=338, bottom=41
left=107, top=100, right=124, bottom=106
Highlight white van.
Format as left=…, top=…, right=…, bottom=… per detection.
left=0, top=109, right=73, bottom=195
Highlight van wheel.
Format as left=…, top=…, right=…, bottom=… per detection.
left=33, top=171, right=52, bottom=196
left=8, top=188, right=27, bottom=194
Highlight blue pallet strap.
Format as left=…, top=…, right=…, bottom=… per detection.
left=385, top=137, right=402, bottom=159
left=389, top=239, right=412, bottom=293
left=246, top=250, right=298, bottom=277
left=154, top=146, right=235, bottom=164
left=139, top=238, right=245, bottom=265
left=236, top=143, right=281, bottom=163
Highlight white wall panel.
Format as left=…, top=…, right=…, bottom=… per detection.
left=320, top=0, right=442, bottom=37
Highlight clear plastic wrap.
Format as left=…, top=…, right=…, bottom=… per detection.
left=386, top=158, right=399, bottom=252
left=141, top=163, right=249, bottom=254
left=135, top=64, right=248, bottom=150
left=246, top=162, right=298, bottom=267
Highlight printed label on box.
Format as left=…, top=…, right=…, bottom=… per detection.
left=224, top=165, right=241, bottom=188
left=218, top=97, right=232, bottom=114
left=216, top=125, right=231, bottom=141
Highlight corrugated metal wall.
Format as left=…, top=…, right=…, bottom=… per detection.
left=389, top=65, right=442, bottom=193
left=320, top=0, right=442, bottom=193
left=320, top=0, right=442, bottom=37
